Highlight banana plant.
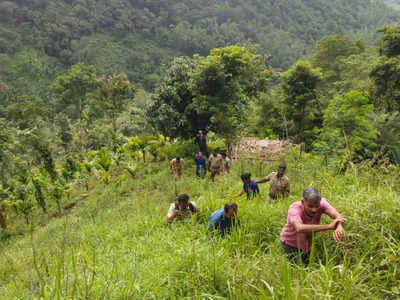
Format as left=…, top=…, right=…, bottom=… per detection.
left=31, top=171, right=47, bottom=213
left=124, top=163, right=142, bottom=179
left=124, top=136, right=157, bottom=163
left=9, top=176, right=34, bottom=225
left=51, top=179, right=71, bottom=214
left=78, top=159, right=93, bottom=191
left=88, top=148, right=113, bottom=184
left=148, top=135, right=170, bottom=161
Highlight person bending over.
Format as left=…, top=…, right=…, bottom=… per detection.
left=208, top=202, right=240, bottom=237
left=238, top=173, right=260, bottom=200
left=280, top=187, right=345, bottom=265
left=167, top=194, right=197, bottom=223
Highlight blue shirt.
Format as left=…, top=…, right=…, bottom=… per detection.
left=208, top=208, right=240, bottom=237
left=195, top=156, right=206, bottom=167
left=243, top=180, right=260, bottom=200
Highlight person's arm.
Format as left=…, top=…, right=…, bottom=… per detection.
left=256, top=175, right=271, bottom=184
left=292, top=217, right=344, bottom=234
left=238, top=190, right=245, bottom=197
left=236, top=216, right=241, bottom=227
left=167, top=204, right=179, bottom=223
left=324, top=206, right=345, bottom=242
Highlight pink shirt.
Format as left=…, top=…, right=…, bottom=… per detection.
left=280, top=199, right=335, bottom=253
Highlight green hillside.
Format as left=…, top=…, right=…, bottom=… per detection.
left=0, top=0, right=399, bottom=92
left=1, top=151, right=399, bottom=299
left=1, top=1, right=400, bottom=297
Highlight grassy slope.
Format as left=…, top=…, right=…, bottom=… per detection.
left=1, top=150, right=400, bottom=299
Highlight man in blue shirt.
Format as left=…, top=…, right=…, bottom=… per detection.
left=208, top=202, right=240, bottom=237
left=238, top=173, right=260, bottom=200
left=195, top=152, right=206, bottom=178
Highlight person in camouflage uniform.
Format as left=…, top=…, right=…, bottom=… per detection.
left=256, top=163, right=290, bottom=203
left=208, top=150, right=223, bottom=182
left=167, top=194, right=198, bottom=223
left=170, top=157, right=184, bottom=180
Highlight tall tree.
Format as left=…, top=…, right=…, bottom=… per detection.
left=51, top=63, right=97, bottom=153
left=191, top=45, right=271, bottom=143
left=370, top=25, right=400, bottom=112
left=377, top=25, right=400, bottom=58
left=314, top=91, right=377, bottom=164
left=147, top=56, right=208, bottom=139
left=281, top=61, right=322, bottom=146
left=89, top=72, right=133, bottom=132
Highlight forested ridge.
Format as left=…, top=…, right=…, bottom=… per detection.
left=0, top=0, right=399, bottom=93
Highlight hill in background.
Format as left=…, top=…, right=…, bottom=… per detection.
left=0, top=0, right=399, bottom=94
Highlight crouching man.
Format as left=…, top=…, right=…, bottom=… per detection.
left=167, top=194, right=197, bottom=223
left=280, top=187, right=345, bottom=265
left=208, top=202, right=240, bottom=237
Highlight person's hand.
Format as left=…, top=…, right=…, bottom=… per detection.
left=333, top=226, right=344, bottom=242
left=173, top=209, right=180, bottom=216
left=329, top=217, right=345, bottom=230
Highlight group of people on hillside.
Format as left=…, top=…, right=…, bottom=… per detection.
left=166, top=131, right=345, bottom=265
left=170, top=149, right=231, bottom=182
left=167, top=151, right=345, bottom=265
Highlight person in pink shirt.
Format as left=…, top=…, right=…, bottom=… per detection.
left=280, top=187, right=345, bottom=265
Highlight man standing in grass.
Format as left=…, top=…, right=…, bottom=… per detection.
left=208, top=149, right=223, bottom=182
left=195, top=152, right=206, bottom=178
left=170, top=157, right=184, bottom=180
left=256, top=163, right=290, bottom=203
left=195, top=130, right=208, bottom=157
left=280, top=187, right=345, bottom=265
left=167, top=194, right=198, bottom=223
left=238, top=173, right=260, bottom=200
left=208, top=202, right=240, bottom=237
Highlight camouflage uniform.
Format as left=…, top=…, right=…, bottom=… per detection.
left=167, top=201, right=197, bottom=222
left=170, top=158, right=184, bottom=179
left=265, top=172, right=290, bottom=200
left=208, top=154, right=223, bottom=180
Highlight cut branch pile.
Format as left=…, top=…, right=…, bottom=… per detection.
left=231, top=137, right=294, bottom=161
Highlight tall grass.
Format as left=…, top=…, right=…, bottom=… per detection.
left=0, top=149, right=399, bottom=299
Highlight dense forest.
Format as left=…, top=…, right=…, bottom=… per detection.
left=1, top=1, right=400, bottom=298
left=0, top=0, right=399, bottom=93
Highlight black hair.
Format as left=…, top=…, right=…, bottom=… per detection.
left=303, top=187, right=321, bottom=204
left=278, top=162, right=287, bottom=169
left=176, top=157, right=181, bottom=161
left=177, top=194, right=189, bottom=203
left=240, top=173, right=251, bottom=180
left=176, top=194, right=196, bottom=213
left=224, top=202, right=238, bottom=213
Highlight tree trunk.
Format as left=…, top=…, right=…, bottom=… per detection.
left=0, top=206, right=6, bottom=229
left=142, top=150, right=146, bottom=163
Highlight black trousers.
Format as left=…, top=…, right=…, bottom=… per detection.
left=281, top=241, right=310, bottom=265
